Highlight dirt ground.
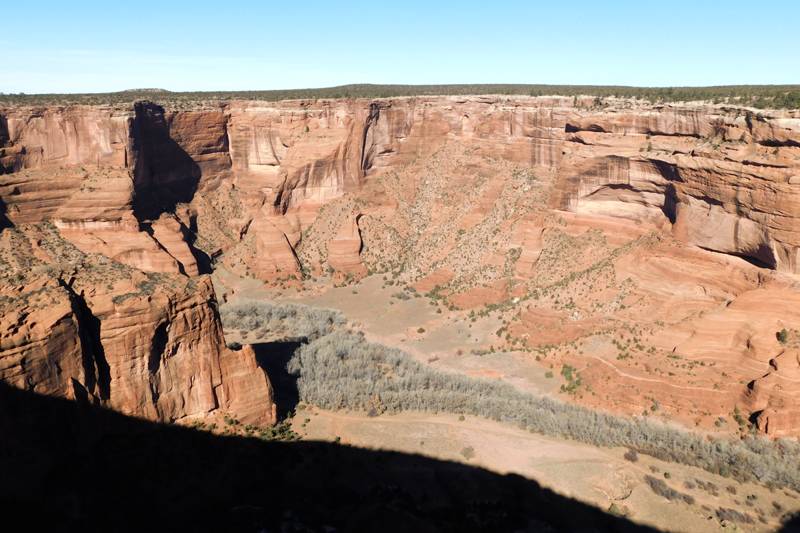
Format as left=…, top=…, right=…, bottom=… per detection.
left=295, top=407, right=799, bottom=532
left=215, top=269, right=800, bottom=531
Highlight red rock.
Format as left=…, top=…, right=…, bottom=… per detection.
left=249, top=211, right=302, bottom=281
left=327, top=213, right=366, bottom=276
left=3, top=94, right=800, bottom=435
left=0, top=226, right=274, bottom=426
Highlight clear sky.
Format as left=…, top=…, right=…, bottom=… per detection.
left=2, top=0, right=798, bottom=93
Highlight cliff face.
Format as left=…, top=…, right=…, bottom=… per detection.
left=0, top=105, right=203, bottom=275
left=216, top=97, right=800, bottom=278
left=4, top=97, right=797, bottom=278
left=557, top=108, right=800, bottom=272
left=0, top=104, right=275, bottom=424
left=0, top=105, right=130, bottom=172
left=2, top=95, right=800, bottom=435
left=0, top=224, right=274, bottom=425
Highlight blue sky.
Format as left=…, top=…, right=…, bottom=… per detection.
left=2, top=0, right=798, bottom=93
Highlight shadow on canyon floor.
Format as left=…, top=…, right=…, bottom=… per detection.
left=0, top=382, right=665, bottom=533
left=253, top=340, right=303, bottom=419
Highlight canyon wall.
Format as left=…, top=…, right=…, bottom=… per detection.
left=0, top=225, right=275, bottom=425
left=4, top=97, right=798, bottom=278
left=221, top=97, right=800, bottom=277
left=0, top=104, right=277, bottom=425
left=1, top=95, right=799, bottom=433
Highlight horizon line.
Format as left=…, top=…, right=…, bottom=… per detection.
left=3, top=82, right=800, bottom=97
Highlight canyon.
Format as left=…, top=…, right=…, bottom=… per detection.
left=3, top=95, right=799, bottom=432
left=2, top=94, right=800, bottom=528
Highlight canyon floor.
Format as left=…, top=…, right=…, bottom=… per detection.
left=215, top=266, right=800, bottom=532
left=296, top=408, right=799, bottom=532
left=3, top=94, right=800, bottom=531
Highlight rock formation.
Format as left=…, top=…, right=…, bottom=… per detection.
left=1, top=94, right=800, bottom=434
left=0, top=224, right=274, bottom=425
left=327, top=213, right=366, bottom=277
left=5, top=97, right=799, bottom=277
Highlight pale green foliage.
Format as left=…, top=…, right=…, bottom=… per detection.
left=288, top=331, right=800, bottom=490
left=220, top=301, right=345, bottom=341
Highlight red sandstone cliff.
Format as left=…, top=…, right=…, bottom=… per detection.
left=0, top=224, right=274, bottom=425
left=5, top=97, right=798, bottom=279
left=2, top=95, right=800, bottom=434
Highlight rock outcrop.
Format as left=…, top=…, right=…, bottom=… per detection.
left=0, top=221, right=274, bottom=426
left=555, top=106, right=800, bottom=272
left=327, top=213, right=366, bottom=277
left=248, top=212, right=302, bottom=280
left=2, top=94, right=800, bottom=435
left=745, top=345, right=800, bottom=437
left=5, top=97, right=798, bottom=278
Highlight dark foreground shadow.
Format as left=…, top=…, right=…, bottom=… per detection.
left=0, top=383, right=659, bottom=533
left=783, top=515, right=800, bottom=532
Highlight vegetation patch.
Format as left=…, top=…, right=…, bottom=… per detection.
left=286, top=330, right=800, bottom=491
left=3, top=84, right=800, bottom=109
left=220, top=301, right=345, bottom=341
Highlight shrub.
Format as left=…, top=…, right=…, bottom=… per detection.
left=716, top=507, right=754, bottom=524
left=623, top=449, right=638, bottom=462
left=220, top=300, right=345, bottom=341
left=644, top=475, right=695, bottom=504
left=645, top=475, right=683, bottom=502
left=695, top=479, right=719, bottom=496
left=286, top=331, right=800, bottom=491
left=608, top=503, right=629, bottom=517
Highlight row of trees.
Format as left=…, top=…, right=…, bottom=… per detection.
left=287, top=330, right=800, bottom=490
left=2, top=84, right=799, bottom=109
left=221, top=299, right=800, bottom=490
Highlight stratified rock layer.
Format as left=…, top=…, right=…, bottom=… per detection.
left=2, top=95, right=800, bottom=434
left=0, top=225, right=274, bottom=426
left=4, top=97, right=798, bottom=277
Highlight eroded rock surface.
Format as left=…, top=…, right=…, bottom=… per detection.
left=0, top=224, right=274, bottom=426
left=2, top=95, right=800, bottom=434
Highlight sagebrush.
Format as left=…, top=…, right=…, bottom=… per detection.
left=223, top=302, right=800, bottom=490
left=287, top=331, right=800, bottom=491
left=220, top=301, right=345, bottom=341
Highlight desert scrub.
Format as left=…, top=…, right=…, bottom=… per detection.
left=715, top=507, right=754, bottom=524
left=3, top=85, right=800, bottom=110
left=288, top=331, right=800, bottom=491
left=559, top=364, right=582, bottom=394
left=644, top=475, right=694, bottom=504
left=220, top=300, right=345, bottom=341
